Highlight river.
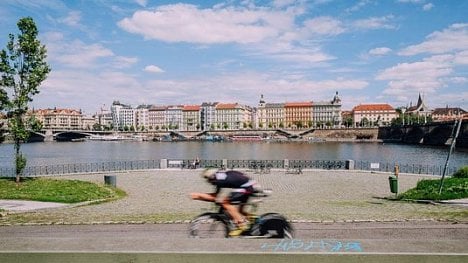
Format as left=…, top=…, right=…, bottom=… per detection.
left=0, top=141, right=467, bottom=170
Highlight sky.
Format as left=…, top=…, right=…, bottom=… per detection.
left=1, top=0, right=467, bottom=115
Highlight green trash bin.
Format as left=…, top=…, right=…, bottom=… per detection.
left=388, top=175, right=398, bottom=194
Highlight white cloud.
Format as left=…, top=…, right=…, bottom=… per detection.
left=272, top=0, right=296, bottom=8
left=454, top=50, right=468, bottom=64
left=58, top=11, right=81, bottom=27
left=303, top=16, right=345, bottom=36
left=44, top=32, right=136, bottom=69
left=142, top=72, right=368, bottom=106
left=448, top=77, right=468, bottom=84
left=52, top=41, right=114, bottom=68
left=397, top=0, right=425, bottom=4
left=118, top=4, right=284, bottom=44
left=118, top=3, right=340, bottom=65
left=422, top=3, right=434, bottom=11
left=346, top=0, right=372, bottom=13
left=353, top=15, right=396, bottom=30
left=144, top=65, right=165, bottom=73
left=135, top=0, right=147, bottom=7
left=38, top=69, right=142, bottom=113
left=369, top=47, right=392, bottom=56
left=113, top=56, right=138, bottom=69
left=399, top=23, right=468, bottom=56
left=377, top=55, right=454, bottom=101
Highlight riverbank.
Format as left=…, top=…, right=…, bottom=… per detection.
left=0, top=169, right=466, bottom=225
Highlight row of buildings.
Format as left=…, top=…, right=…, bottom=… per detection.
left=109, top=92, right=344, bottom=131
left=12, top=93, right=467, bottom=131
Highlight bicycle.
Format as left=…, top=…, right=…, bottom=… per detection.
left=189, top=189, right=293, bottom=239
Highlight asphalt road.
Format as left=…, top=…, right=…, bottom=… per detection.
left=0, top=221, right=467, bottom=254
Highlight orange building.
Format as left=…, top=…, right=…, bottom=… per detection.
left=284, top=102, right=313, bottom=128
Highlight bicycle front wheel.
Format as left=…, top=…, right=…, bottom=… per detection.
left=189, top=213, right=230, bottom=238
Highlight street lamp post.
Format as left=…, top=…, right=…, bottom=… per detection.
left=401, top=108, right=406, bottom=126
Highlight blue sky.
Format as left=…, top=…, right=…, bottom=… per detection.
left=1, top=0, right=467, bottom=115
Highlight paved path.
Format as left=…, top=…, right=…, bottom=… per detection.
left=0, top=221, right=467, bottom=253
left=1, top=169, right=467, bottom=262
left=0, top=169, right=467, bottom=224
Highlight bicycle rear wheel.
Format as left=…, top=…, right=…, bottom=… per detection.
left=189, top=213, right=230, bottom=238
left=259, top=213, right=294, bottom=239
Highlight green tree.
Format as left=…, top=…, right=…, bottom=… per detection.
left=0, top=17, right=51, bottom=183
left=92, top=123, right=102, bottom=131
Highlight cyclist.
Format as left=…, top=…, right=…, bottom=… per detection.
left=190, top=168, right=256, bottom=237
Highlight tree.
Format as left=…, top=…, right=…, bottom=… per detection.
left=0, top=17, right=51, bottom=183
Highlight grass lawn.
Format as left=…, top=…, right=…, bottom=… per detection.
left=399, top=177, right=468, bottom=201
left=0, top=177, right=126, bottom=203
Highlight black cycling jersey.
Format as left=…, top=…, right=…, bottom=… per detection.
left=210, top=170, right=253, bottom=194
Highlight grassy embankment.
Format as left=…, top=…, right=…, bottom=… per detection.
left=398, top=166, right=468, bottom=201
left=0, top=177, right=126, bottom=208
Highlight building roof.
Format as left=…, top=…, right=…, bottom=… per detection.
left=216, top=103, right=238, bottom=109
left=284, top=102, right=312, bottom=107
left=352, top=104, right=395, bottom=112
left=149, top=106, right=167, bottom=111
left=34, top=108, right=82, bottom=115
left=183, top=105, right=200, bottom=111
left=407, top=93, right=430, bottom=113
left=264, top=103, right=284, bottom=108
left=432, top=107, right=466, bottom=115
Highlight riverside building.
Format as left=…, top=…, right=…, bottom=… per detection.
left=32, top=108, right=83, bottom=130
left=352, top=104, right=397, bottom=127
left=110, top=101, right=135, bottom=131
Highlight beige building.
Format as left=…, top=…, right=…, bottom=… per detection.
left=352, top=104, right=397, bottom=127
left=148, top=106, right=167, bottom=130
left=215, top=103, right=252, bottom=130
left=33, top=108, right=83, bottom=130
left=182, top=105, right=201, bottom=131
left=432, top=107, right=467, bottom=122
left=312, top=92, right=342, bottom=128
left=256, top=95, right=285, bottom=129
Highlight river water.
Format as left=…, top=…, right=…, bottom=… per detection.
left=0, top=141, right=467, bottom=169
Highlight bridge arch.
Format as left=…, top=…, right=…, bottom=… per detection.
left=404, top=126, right=426, bottom=144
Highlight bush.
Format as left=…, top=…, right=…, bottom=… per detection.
left=452, top=166, right=468, bottom=178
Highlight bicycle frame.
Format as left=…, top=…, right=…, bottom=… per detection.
left=189, top=190, right=293, bottom=239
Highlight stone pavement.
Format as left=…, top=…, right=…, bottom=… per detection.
left=0, top=169, right=467, bottom=224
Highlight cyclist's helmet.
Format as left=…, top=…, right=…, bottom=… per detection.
left=201, top=168, right=217, bottom=179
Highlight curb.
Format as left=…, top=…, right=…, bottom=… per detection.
left=1, top=217, right=467, bottom=227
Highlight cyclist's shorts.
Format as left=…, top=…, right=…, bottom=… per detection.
left=229, top=186, right=254, bottom=204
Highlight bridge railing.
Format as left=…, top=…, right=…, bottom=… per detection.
left=0, top=159, right=460, bottom=177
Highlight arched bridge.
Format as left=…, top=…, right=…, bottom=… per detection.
left=28, top=130, right=115, bottom=142
left=378, top=120, right=467, bottom=148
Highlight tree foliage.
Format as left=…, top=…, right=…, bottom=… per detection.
left=0, top=17, right=51, bottom=182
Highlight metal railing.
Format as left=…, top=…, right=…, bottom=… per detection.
left=0, top=160, right=160, bottom=177
left=0, top=159, right=460, bottom=177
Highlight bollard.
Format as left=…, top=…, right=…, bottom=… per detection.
left=104, top=175, right=117, bottom=187
left=160, top=159, right=167, bottom=169
left=345, top=160, right=355, bottom=170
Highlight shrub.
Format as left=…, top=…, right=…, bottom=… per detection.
left=452, top=166, right=468, bottom=179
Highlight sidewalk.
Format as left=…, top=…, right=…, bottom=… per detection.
left=0, top=170, right=467, bottom=224
left=0, top=199, right=68, bottom=212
